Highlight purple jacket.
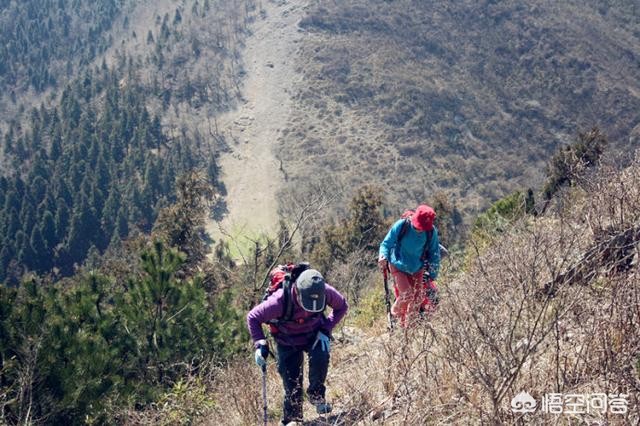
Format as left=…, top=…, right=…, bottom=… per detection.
left=247, top=283, right=348, bottom=347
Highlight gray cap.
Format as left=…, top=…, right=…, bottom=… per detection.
left=295, top=269, right=326, bottom=312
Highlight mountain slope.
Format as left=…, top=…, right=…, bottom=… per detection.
left=205, top=0, right=306, bottom=246
left=278, top=0, right=640, bottom=215
left=0, top=0, right=258, bottom=277
left=170, top=152, right=640, bottom=425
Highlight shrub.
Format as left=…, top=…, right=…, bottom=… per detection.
left=543, top=127, right=608, bottom=200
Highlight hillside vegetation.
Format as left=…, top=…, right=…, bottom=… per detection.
left=0, top=0, right=123, bottom=94
left=0, top=68, right=216, bottom=284
left=0, top=1, right=639, bottom=423
left=0, top=0, right=258, bottom=279
left=279, top=0, right=640, bottom=214
left=156, top=150, right=640, bottom=425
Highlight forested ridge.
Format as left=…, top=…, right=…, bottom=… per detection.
left=0, top=1, right=255, bottom=422
left=0, top=0, right=123, bottom=93
left=0, top=65, right=215, bottom=283
left=0, top=0, right=257, bottom=282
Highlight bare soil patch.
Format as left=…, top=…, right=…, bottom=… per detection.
left=205, top=0, right=307, bottom=251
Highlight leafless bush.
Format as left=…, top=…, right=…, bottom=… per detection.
left=125, top=156, right=639, bottom=425
left=577, top=153, right=640, bottom=237
left=365, top=154, right=640, bottom=424
left=327, top=249, right=376, bottom=306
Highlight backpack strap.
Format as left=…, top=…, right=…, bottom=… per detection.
left=280, top=262, right=309, bottom=322
left=281, top=276, right=295, bottom=322
left=397, top=218, right=410, bottom=244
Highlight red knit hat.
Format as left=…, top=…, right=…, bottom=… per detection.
left=411, top=205, right=436, bottom=231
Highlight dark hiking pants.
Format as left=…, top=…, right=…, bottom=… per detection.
left=277, top=339, right=329, bottom=423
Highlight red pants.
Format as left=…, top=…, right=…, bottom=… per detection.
left=389, top=264, right=424, bottom=327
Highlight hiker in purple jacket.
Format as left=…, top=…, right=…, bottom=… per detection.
left=247, top=269, right=348, bottom=425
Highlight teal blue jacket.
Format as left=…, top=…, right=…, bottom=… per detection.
left=379, top=219, right=441, bottom=278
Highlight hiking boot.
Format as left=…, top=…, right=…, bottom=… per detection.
left=314, top=402, right=332, bottom=414
left=308, top=395, right=333, bottom=414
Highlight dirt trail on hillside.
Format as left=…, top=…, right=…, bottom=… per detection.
left=205, top=0, right=305, bottom=252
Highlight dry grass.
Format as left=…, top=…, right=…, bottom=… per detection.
left=126, top=156, right=640, bottom=424
left=278, top=0, right=640, bottom=219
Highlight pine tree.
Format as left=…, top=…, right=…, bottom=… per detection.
left=160, top=13, right=170, bottom=40
left=29, top=150, right=49, bottom=181
left=150, top=115, right=162, bottom=148
left=69, top=160, right=87, bottom=192
left=115, top=206, right=128, bottom=240
left=20, top=202, right=36, bottom=238
left=54, top=176, right=73, bottom=206
left=66, top=194, right=98, bottom=264
left=3, top=189, right=20, bottom=215
left=127, top=183, right=143, bottom=228
left=88, top=137, right=100, bottom=168
left=143, top=157, right=160, bottom=197
left=14, top=136, right=27, bottom=161
left=30, top=225, right=49, bottom=271
left=101, top=188, right=120, bottom=241
left=30, top=176, right=47, bottom=203
left=40, top=272, right=119, bottom=423
left=89, top=183, right=105, bottom=222
left=543, top=127, right=608, bottom=200
left=95, top=152, right=111, bottom=193
left=41, top=210, right=58, bottom=251
left=49, top=127, right=62, bottom=162
left=3, top=130, right=14, bottom=155
left=15, top=230, right=31, bottom=267
left=0, top=177, right=8, bottom=206
left=13, top=176, right=26, bottom=203
left=36, top=191, right=56, bottom=219
left=55, top=198, right=70, bottom=242
left=140, top=183, right=155, bottom=231
left=0, top=242, right=14, bottom=281
left=5, top=209, right=20, bottom=239
left=119, top=241, right=219, bottom=383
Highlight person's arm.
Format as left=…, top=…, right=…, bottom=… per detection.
left=246, top=291, right=284, bottom=346
left=379, top=220, right=403, bottom=261
left=321, top=284, right=348, bottom=335
left=426, top=228, right=441, bottom=280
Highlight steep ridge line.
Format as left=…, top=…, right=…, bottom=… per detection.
left=206, top=0, right=306, bottom=254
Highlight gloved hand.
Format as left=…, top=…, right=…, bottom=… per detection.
left=312, top=331, right=331, bottom=353
left=254, top=339, right=269, bottom=368
left=378, top=257, right=388, bottom=274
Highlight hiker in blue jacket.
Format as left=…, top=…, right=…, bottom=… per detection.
left=378, top=205, right=440, bottom=327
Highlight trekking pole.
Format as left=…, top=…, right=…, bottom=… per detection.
left=383, top=267, right=394, bottom=331
left=261, top=364, right=268, bottom=426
